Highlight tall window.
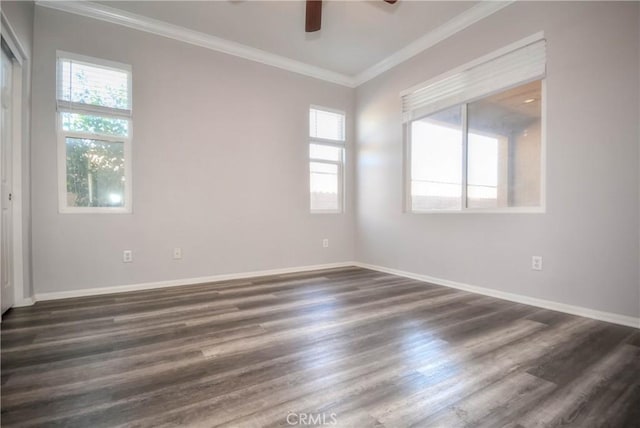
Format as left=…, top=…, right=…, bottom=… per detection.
left=56, top=52, right=132, bottom=213
left=403, top=36, right=546, bottom=212
left=309, top=107, right=345, bottom=213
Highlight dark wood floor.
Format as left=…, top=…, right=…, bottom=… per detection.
left=1, top=267, right=639, bottom=427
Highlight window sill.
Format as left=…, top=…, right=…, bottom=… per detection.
left=59, top=207, right=132, bottom=214
left=311, top=210, right=343, bottom=215
left=408, top=207, right=545, bottom=214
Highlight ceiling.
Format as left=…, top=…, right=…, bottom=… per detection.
left=96, top=1, right=478, bottom=76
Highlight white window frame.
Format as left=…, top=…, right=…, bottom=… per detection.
left=309, top=105, right=345, bottom=214
left=403, top=36, right=547, bottom=215
left=56, top=51, right=133, bottom=214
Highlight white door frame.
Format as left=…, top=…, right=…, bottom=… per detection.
left=1, top=11, right=29, bottom=307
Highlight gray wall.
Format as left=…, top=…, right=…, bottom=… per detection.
left=355, top=1, right=640, bottom=318
left=29, top=2, right=640, bottom=320
left=2, top=0, right=34, bottom=300
left=31, top=7, right=355, bottom=294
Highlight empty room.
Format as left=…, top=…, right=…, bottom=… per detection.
left=1, top=0, right=639, bottom=426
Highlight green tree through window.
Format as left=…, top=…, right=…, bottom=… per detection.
left=66, top=138, right=124, bottom=207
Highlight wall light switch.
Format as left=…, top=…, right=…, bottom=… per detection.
left=322, top=239, right=329, bottom=248
left=173, top=247, right=182, bottom=260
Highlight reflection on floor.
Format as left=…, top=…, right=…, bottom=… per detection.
left=2, top=267, right=639, bottom=427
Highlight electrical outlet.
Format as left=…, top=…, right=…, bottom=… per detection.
left=123, top=250, right=133, bottom=263
left=173, top=247, right=182, bottom=260
left=322, top=238, right=329, bottom=248
left=531, top=256, right=543, bottom=271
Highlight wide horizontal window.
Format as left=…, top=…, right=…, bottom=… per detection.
left=404, top=36, right=545, bottom=213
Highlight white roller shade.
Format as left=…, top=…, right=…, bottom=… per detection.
left=402, top=37, right=546, bottom=122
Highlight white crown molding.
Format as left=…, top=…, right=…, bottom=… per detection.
left=353, top=262, right=640, bottom=329
left=34, top=262, right=356, bottom=301
left=1, top=11, right=29, bottom=65
left=36, top=1, right=516, bottom=89
left=354, top=1, right=516, bottom=86
left=35, top=1, right=357, bottom=87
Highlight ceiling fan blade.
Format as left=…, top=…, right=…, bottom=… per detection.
left=306, top=0, right=322, bottom=32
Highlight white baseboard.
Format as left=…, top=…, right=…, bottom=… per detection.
left=353, top=262, right=640, bottom=329
left=26, top=260, right=640, bottom=329
left=34, top=262, right=356, bottom=302
left=13, top=297, right=36, bottom=307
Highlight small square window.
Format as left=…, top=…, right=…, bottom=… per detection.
left=65, top=137, right=126, bottom=208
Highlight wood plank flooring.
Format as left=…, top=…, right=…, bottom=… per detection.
left=1, top=267, right=639, bottom=427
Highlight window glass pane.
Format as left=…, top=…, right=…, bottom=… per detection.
left=65, top=137, right=125, bottom=208
left=310, top=144, right=342, bottom=161
left=467, top=133, right=498, bottom=204
left=410, top=105, right=463, bottom=211
left=467, top=80, right=542, bottom=208
left=59, top=59, right=129, bottom=110
left=309, top=108, right=345, bottom=141
left=310, top=162, right=339, bottom=211
left=61, top=112, right=129, bottom=137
